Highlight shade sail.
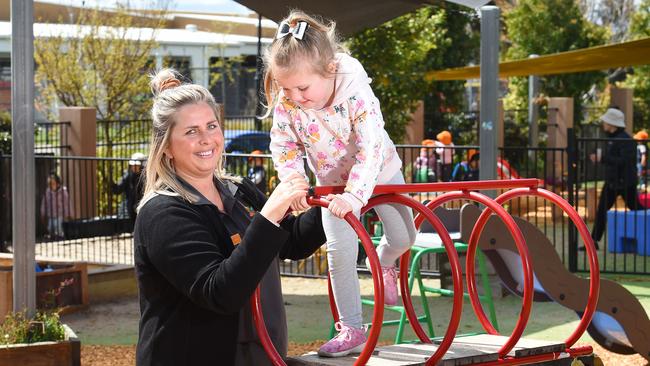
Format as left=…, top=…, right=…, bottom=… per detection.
left=232, top=0, right=490, bottom=36
left=427, top=37, right=650, bottom=81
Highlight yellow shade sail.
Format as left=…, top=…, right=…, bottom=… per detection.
left=426, top=37, right=650, bottom=81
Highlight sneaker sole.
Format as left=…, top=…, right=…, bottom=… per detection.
left=317, top=342, right=366, bottom=358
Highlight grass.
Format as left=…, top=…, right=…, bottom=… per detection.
left=284, top=274, right=650, bottom=345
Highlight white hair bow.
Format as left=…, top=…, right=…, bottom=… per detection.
left=275, top=21, right=309, bottom=40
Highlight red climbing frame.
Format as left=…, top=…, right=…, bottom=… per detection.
left=251, top=179, right=600, bottom=366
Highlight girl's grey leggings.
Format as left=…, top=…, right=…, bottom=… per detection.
left=322, top=172, right=417, bottom=329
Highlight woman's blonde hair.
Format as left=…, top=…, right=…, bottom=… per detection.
left=138, top=68, right=240, bottom=210
left=261, top=10, right=346, bottom=118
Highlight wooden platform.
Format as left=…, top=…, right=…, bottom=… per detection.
left=286, top=335, right=595, bottom=366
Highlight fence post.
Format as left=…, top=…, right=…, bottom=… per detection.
left=567, top=128, right=578, bottom=272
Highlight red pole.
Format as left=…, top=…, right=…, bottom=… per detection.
left=312, top=179, right=540, bottom=196
left=251, top=287, right=285, bottom=365
left=494, top=188, right=600, bottom=348
left=419, top=190, right=533, bottom=359
left=363, top=194, right=464, bottom=365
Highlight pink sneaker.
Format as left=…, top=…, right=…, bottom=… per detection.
left=365, top=257, right=399, bottom=306
left=318, top=322, right=367, bottom=357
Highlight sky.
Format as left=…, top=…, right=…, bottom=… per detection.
left=38, top=0, right=253, bottom=14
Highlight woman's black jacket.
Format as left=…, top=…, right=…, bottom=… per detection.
left=134, top=177, right=325, bottom=365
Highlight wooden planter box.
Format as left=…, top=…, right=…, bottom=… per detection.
left=0, top=255, right=88, bottom=320
left=0, top=324, right=80, bottom=366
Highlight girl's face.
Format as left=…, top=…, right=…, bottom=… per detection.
left=48, top=177, right=59, bottom=190
left=165, top=102, right=223, bottom=181
left=274, top=61, right=336, bottom=110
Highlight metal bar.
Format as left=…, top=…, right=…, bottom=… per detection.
left=11, top=0, right=36, bottom=315
left=479, top=6, right=500, bottom=198
left=311, top=179, right=541, bottom=196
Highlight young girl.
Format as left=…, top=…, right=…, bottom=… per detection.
left=40, top=172, right=72, bottom=240
left=264, top=10, right=417, bottom=357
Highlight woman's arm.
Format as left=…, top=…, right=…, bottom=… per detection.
left=141, top=201, right=289, bottom=315
left=278, top=207, right=326, bottom=260
left=238, top=177, right=325, bottom=261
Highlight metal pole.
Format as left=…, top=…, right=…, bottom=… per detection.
left=254, top=14, right=263, bottom=130
left=11, top=0, right=36, bottom=315
left=528, top=54, right=539, bottom=150
left=479, top=6, right=500, bottom=198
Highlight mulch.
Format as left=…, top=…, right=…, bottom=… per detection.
left=81, top=342, right=649, bottom=365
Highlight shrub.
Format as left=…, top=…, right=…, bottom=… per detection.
left=0, top=311, right=65, bottom=345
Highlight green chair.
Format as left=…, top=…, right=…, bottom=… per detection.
left=330, top=207, right=499, bottom=344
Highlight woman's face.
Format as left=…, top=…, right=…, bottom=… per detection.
left=165, top=102, right=223, bottom=181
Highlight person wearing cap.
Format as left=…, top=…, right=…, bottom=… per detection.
left=587, top=108, right=641, bottom=250
left=113, top=152, right=146, bottom=227
left=435, top=130, right=455, bottom=181
left=247, top=150, right=268, bottom=194
left=634, top=130, right=648, bottom=188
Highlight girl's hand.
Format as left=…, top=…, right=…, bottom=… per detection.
left=260, top=172, right=309, bottom=224
left=325, top=194, right=353, bottom=219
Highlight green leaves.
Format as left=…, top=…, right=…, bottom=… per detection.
left=34, top=3, right=165, bottom=122
left=503, top=0, right=607, bottom=127
left=0, top=311, right=65, bottom=345
left=348, top=6, right=476, bottom=143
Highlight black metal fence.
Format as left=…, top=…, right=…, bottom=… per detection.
left=0, top=155, right=135, bottom=264
left=14, top=118, right=650, bottom=276
left=571, top=136, right=650, bottom=274
left=34, top=121, right=72, bottom=156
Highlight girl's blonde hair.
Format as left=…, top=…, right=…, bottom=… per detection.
left=261, top=10, right=346, bottom=117
left=138, top=68, right=240, bottom=210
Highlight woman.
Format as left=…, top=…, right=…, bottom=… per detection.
left=134, top=68, right=326, bottom=365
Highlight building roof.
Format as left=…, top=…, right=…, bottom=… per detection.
left=0, top=0, right=278, bottom=39
left=0, top=21, right=272, bottom=47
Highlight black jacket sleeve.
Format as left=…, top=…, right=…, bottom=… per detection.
left=236, top=177, right=326, bottom=261
left=140, top=198, right=289, bottom=315
left=278, top=208, right=326, bottom=260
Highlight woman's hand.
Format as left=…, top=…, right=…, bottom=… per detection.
left=260, top=172, right=309, bottom=224
left=325, top=194, right=353, bottom=219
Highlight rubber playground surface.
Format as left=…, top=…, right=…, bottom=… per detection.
left=63, top=274, right=650, bottom=365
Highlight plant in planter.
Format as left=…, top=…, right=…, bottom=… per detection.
left=0, top=279, right=81, bottom=366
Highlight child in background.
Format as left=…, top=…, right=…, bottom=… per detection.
left=264, top=10, right=417, bottom=357
left=634, top=130, right=648, bottom=189
left=413, top=139, right=437, bottom=183
left=435, top=130, right=455, bottom=181
left=247, top=150, right=268, bottom=194
left=451, top=151, right=480, bottom=181
left=40, top=172, right=72, bottom=240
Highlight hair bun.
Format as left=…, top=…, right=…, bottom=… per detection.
left=150, top=68, right=182, bottom=96
left=160, top=77, right=181, bottom=92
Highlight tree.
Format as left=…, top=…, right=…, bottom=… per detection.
left=579, top=0, right=635, bottom=42
left=347, top=7, right=448, bottom=143
left=421, top=4, right=480, bottom=145
left=624, top=0, right=650, bottom=130
left=503, top=0, right=607, bottom=138
left=34, top=2, right=167, bottom=156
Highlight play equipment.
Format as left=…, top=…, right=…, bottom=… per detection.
left=355, top=207, right=499, bottom=344
left=461, top=204, right=650, bottom=362
left=497, top=157, right=521, bottom=180
left=251, top=179, right=600, bottom=365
